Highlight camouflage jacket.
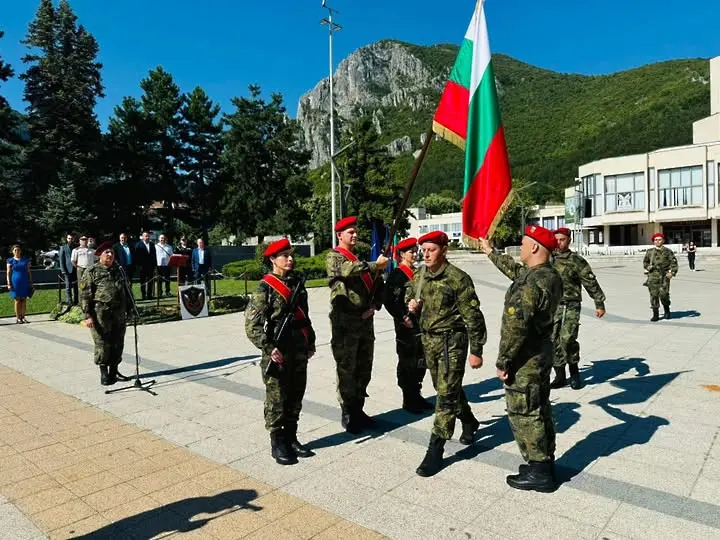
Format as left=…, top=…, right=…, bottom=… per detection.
left=552, top=250, right=606, bottom=309
left=643, top=246, right=678, bottom=278
left=383, top=265, right=416, bottom=340
left=326, top=249, right=383, bottom=315
left=406, top=262, right=487, bottom=356
left=497, top=261, right=563, bottom=371
left=245, top=272, right=316, bottom=357
left=79, top=263, right=128, bottom=318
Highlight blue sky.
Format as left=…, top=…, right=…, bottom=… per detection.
left=1, top=0, right=718, bottom=127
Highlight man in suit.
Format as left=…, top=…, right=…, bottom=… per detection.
left=113, top=233, right=134, bottom=285
left=134, top=231, right=157, bottom=300
left=59, top=233, right=78, bottom=305
left=192, top=238, right=212, bottom=294
left=175, top=236, right=193, bottom=285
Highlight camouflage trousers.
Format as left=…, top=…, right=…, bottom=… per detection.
left=330, top=311, right=374, bottom=411
left=552, top=304, right=581, bottom=368
left=396, top=334, right=426, bottom=393
left=260, top=353, right=308, bottom=432
left=90, top=305, right=126, bottom=367
left=647, top=276, right=671, bottom=309
left=422, top=331, right=476, bottom=440
left=504, top=353, right=556, bottom=463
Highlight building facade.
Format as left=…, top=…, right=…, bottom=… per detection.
left=568, top=56, right=720, bottom=248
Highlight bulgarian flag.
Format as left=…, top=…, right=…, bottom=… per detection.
left=432, top=0, right=512, bottom=240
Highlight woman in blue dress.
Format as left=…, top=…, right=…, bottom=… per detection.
left=6, top=245, right=33, bottom=324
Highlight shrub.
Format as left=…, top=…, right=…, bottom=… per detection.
left=223, top=250, right=329, bottom=280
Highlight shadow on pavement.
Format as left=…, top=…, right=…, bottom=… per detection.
left=556, top=370, right=685, bottom=484
left=73, top=489, right=260, bottom=539
left=464, top=376, right=503, bottom=404
left=142, top=355, right=259, bottom=379
left=667, top=310, right=701, bottom=319
left=581, top=357, right=650, bottom=386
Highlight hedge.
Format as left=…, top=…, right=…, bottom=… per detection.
left=223, top=250, right=329, bottom=281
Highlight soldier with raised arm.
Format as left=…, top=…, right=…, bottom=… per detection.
left=326, top=216, right=388, bottom=434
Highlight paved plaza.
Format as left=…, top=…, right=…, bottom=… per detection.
left=1, top=252, right=720, bottom=539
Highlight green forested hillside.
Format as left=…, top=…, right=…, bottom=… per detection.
left=373, top=42, right=710, bottom=203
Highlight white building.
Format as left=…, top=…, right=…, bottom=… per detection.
left=568, top=56, right=720, bottom=248
left=407, top=204, right=564, bottom=244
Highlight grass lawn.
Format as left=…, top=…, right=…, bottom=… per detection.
left=1, top=277, right=329, bottom=319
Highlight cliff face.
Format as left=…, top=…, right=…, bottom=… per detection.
left=297, top=41, right=450, bottom=168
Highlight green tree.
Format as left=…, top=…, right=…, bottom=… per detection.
left=338, top=116, right=409, bottom=245
left=20, top=0, right=104, bottom=244
left=416, top=193, right=461, bottom=214
left=305, top=193, right=332, bottom=250
left=178, top=86, right=223, bottom=232
left=218, top=85, right=312, bottom=243
left=491, top=178, right=538, bottom=246
left=37, top=174, right=94, bottom=241
left=139, top=66, right=183, bottom=232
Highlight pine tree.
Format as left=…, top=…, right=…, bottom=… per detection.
left=20, top=0, right=104, bottom=244
left=219, top=85, right=312, bottom=243
left=339, top=116, right=409, bottom=245
left=178, top=86, right=223, bottom=231
left=38, top=173, right=94, bottom=242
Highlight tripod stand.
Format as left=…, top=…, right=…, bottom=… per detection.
left=105, top=264, right=157, bottom=396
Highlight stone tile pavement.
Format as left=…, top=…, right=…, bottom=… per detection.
left=1, top=252, right=719, bottom=539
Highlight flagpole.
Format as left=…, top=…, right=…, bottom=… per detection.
left=383, top=127, right=435, bottom=254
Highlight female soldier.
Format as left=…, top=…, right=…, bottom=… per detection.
left=245, top=239, right=316, bottom=465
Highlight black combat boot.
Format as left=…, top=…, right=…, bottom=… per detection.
left=458, top=417, right=480, bottom=445
left=99, top=365, right=111, bottom=386
left=568, top=364, right=582, bottom=390
left=402, top=389, right=424, bottom=414
left=506, top=461, right=557, bottom=492
left=416, top=434, right=445, bottom=477
left=341, top=407, right=362, bottom=435
left=550, top=367, right=567, bottom=389
left=270, top=430, right=297, bottom=465
left=650, top=308, right=660, bottom=322
left=285, top=423, right=314, bottom=458
left=663, top=305, right=671, bottom=320
left=356, top=399, right=378, bottom=429
left=109, top=364, right=131, bottom=382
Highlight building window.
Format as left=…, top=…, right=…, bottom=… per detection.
left=604, top=172, right=644, bottom=212
left=451, top=222, right=461, bottom=232
left=708, top=161, right=716, bottom=209
left=542, top=217, right=554, bottom=229
left=430, top=224, right=440, bottom=231
left=581, top=174, right=602, bottom=216
left=649, top=167, right=656, bottom=212
left=441, top=223, right=450, bottom=232
left=658, top=165, right=703, bottom=208
left=557, top=216, right=565, bottom=228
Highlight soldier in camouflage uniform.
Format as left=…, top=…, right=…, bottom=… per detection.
left=480, top=226, right=563, bottom=492
left=644, top=233, right=678, bottom=321
left=407, top=231, right=486, bottom=477
left=80, top=242, right=132, bottom=386
left=550, top=228, right=606, bottom=390
left=383, top=237, right=432, bottom=413
left=245, top=239, right=316, bottom=465
left=326, top=216, right=388, bottom=434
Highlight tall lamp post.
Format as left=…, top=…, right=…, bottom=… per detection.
left=321, top=1, right=342, bottom=247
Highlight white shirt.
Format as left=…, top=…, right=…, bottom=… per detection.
left=143, top=241, right=151, bottom=253
left=198, top=249, right=205, bottom=265
left=71, top=247, right=96, bottom=269
left=156, top=243, right=173, bottom=266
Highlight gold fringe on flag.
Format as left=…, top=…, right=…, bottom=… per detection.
left=432, top=121, right=466, bottom=151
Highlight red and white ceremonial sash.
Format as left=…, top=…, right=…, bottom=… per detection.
left=333, top=247, right=374, bottom=291
left=262, top=274, right=309, bottom=344
left=398, top=264, right=414, bottom=281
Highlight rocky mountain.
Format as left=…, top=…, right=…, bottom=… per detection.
left=297, top=40, right=710, bottom=201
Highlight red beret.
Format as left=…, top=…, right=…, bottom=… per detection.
left=651, top=233, right=664, bottom=240
left=334, top=216, right=358, bottom=232
left=264, top=238, right=292, bottom=257
left=525, top=225, right=557, bottom=252
left=419, top=231, right=449, bottom=246
left=95, top=241, right=114, bottom=256
left=554, top=227, right=571, bottom=237
left=396, top=237, right=418, bottom=252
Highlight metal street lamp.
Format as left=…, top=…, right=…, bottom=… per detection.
left=321, top=1, right=342, bottom=247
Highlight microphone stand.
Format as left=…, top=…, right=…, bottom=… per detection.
left=105, top=263, right=157, bottom=396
